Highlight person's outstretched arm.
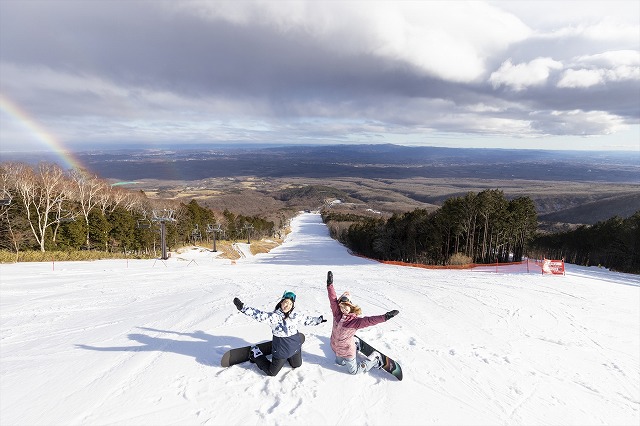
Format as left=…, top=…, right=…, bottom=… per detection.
left=326, top=271, right=340, bottom=317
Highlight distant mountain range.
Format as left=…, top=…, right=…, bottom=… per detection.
left=10, top=144, right=634, bottom=183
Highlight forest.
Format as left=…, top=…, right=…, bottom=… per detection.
left=323, top=190, right=639, bottom=274
left=529, top=213, right=640, bottom=274
left=323, top=190, right=538, bottom=266
left=0, top=162, right=281, bottom=258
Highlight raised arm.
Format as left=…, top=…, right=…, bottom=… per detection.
left=326, top=271, right=340, bottom=318
left=233, top=297, right=277, bottom=325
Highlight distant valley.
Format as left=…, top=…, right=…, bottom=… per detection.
left=4, top=144, right=639, bottom=229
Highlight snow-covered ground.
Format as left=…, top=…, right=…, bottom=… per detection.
left=1, top=213, right=638, bottom=426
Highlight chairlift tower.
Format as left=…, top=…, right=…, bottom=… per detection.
left=206, top=223, right=223, bottom=252
left=152, top=209, right=176, bottom=260
left=243, top=224, right=254, bottom=244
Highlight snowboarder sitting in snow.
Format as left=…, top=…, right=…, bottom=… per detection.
left=233, top=291, right=326, bottom=376
left=326, top=270, right=399, bottom=375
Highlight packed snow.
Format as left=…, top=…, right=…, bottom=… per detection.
left=1, top=212, right=639, bottom=425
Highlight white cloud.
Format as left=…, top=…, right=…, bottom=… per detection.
left=489, top=57, right=563, bottom=91
left=536, top=109, right=628, bottom=135
left=465, top=103, right=505, bottom=113
left=558, top=50, right=640, bottom=88
left=577, top=50, right=640, bottom=68
left=492, top=1, right=639, bottom=40
left=538, top=20, right=639, bottom=44
left=175, top=0, right=531, bottom=83
left=581, top=19, right=640, bottom=42
left=366, top=2, right=531, bottom=82
left=557, top=69, right=604, bottom=88
left=448, top=115, right=534, bottom=135
left=606, top=65, right=640, bottom=81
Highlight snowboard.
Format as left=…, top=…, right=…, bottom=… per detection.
left=355, top=335, right=403, bottom=381
left=220, top=333, right=305, bottom=367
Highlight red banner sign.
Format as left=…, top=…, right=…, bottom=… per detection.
left=542, top=258, right=565, bottom=275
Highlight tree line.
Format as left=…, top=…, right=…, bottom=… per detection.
left=529, top=212, right=640, bottom=274
left=323, top=189, right=538, bottom=266
left=0, top=162, right=278, bottom=256
left=323, top=188, right=639, bottom=274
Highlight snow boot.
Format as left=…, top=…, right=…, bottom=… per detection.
left=249, top=345, right=263, bottom=363
left=359, top=351, right=382, bottom=372
left=371, top=351, right=383, bottom=369
left=366, top=351, right=382, bottom=369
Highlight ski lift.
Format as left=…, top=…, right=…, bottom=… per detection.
left=150, top=209, right=177, bottom=261
left=54, top=201, right=76, bottom=223
left=243, top=224, right=254, bottom=244
left=137, top=219, right=152, bottom=229
left=192, top=224, right=202, bottom=242
left=206, top=223, right=222, bottom=233
left=0, top=189, right=11, bottom=206
left=206, top=223, right=223, bottom=252
left=152, top=209, right=176, bottom=222
left=136, top=210, right=152, bottom=229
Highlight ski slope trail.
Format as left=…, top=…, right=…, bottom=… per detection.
left=1, top=213, right=638, bottom=425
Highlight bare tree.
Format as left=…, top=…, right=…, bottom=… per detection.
left=97, top=184, right=137, bottom=215
left=11, top=162, right=75, bottom=252
left=69, top=169, right=106, bottom=249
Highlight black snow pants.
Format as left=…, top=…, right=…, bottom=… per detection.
left=254, top=351, right=302, bottom=376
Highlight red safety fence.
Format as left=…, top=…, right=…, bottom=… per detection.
left=375, top=258, right=564, bottom=275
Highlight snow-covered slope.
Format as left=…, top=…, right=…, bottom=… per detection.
left=1, top=213, right=638, bottom=425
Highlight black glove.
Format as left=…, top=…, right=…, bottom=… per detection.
left=318, top=315, right=327, bottom=323
left=327, top=271, right=333, bottom=286
left=384, top=310, right=399, bottom=321
left=233, top=297, right=244, bottom=311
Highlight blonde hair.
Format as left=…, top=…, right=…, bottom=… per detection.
left=340, top=301, right=362, bottom=316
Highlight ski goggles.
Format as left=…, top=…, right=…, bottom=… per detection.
left=338, top=295, right=351, bottom=304
left=282, top=291, right=296, bottom=302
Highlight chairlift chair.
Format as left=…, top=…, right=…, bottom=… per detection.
left=192, top=227, right=202, bottom=242
left=137, top=219, right=152, bottom=229
left=0, top=189, right=12, bottom=206
left=206, top=223, right=222, bottom=233
left=152, top=209, right=176, bottom=222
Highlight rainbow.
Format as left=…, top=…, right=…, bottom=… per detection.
left=0, top=94, right=84, bottom=171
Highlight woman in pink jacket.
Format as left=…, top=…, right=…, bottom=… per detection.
left=326, top=270, right=399, bottom=375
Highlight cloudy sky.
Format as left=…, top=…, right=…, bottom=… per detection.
left=1, top=0, right=639, bottom=153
